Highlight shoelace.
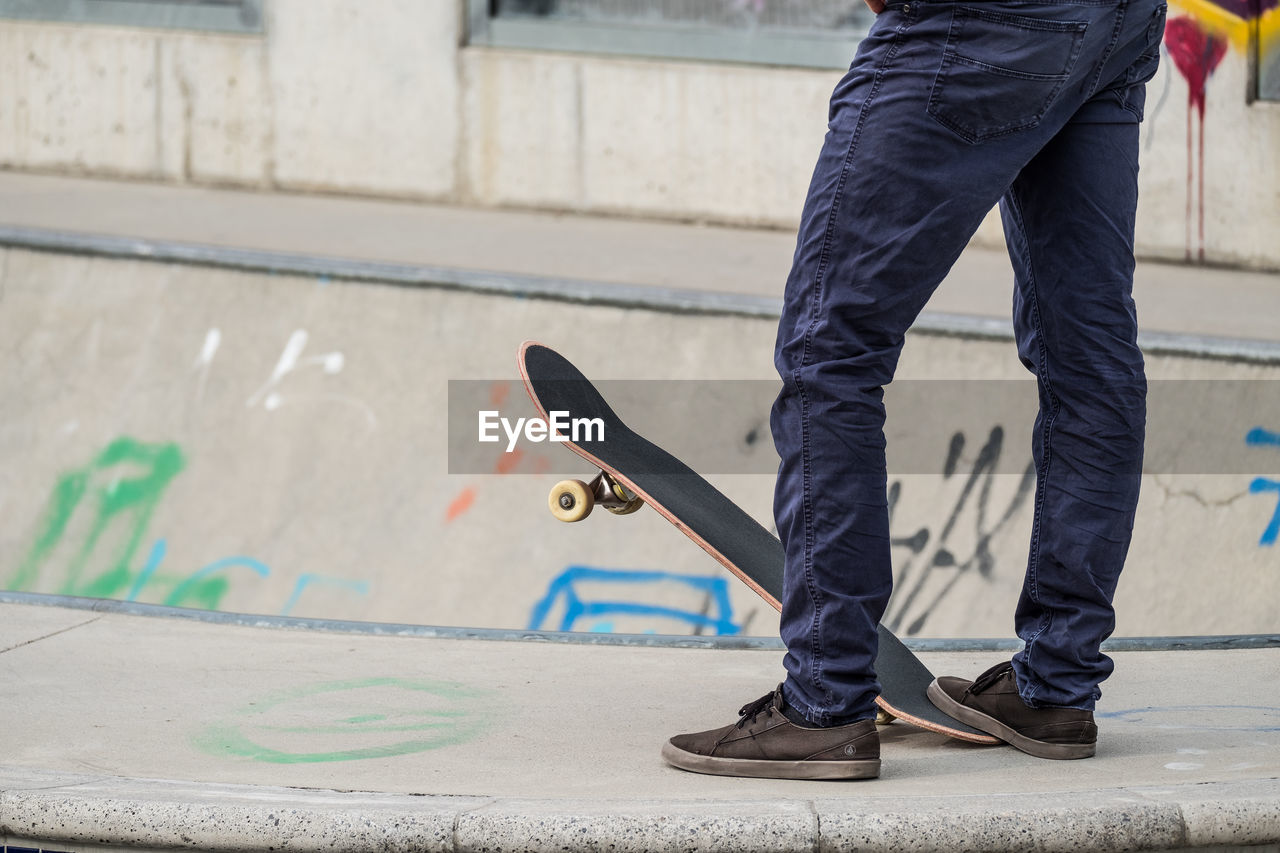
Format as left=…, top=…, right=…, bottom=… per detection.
left=735, top=690, right=778, bottom=729
left=967, top=661, right=1015, bottom=696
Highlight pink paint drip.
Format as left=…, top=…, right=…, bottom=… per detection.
left=1163, top=17, right=1228, bottom=262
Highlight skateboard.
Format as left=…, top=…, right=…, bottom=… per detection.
left=518, top=341, right=1000, bottom=745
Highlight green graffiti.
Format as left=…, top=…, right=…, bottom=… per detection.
left=7, top=437, right=222, bottom=608
left=193, top=678, right=492, bottom=764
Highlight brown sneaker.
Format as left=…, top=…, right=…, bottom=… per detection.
left=661, top=686, right=880, bottom=780
left=927, top=662, right=1097, bottom=760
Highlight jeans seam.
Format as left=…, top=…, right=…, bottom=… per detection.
left=793, top=17, right=911, bottom=720
left=796, top=371, right=825, bottom=710
left=1083, top=0, right=1130, bottom=100
left=1006, top=190, right=1058, bottom=609
left=799, top=33, right=906, bottom=369
left=1007, top=189, right=1060, bottom=699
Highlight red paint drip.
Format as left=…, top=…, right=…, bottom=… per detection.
left=1165, top=17, right=1228, bottom=117
left=1163, top=17, right=1228, bottom=262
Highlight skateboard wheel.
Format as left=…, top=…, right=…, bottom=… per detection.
left=875, top=709, right=897, bottom=726
left=549, top=479, right=594, bottom=522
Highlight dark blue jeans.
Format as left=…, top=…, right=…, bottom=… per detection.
left=772, top=0, right=1166, bottom=724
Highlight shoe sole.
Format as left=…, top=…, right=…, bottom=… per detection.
left=660, top=740, right=879, bottom=780
left=926, top=680, right=1096, bottom=760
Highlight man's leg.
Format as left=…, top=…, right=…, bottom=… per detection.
left=1004, top=112, right=1147, bottom=710
left=928, top=6, right=1164, bottom=758
left=769, top=0, right=1146, bottom=727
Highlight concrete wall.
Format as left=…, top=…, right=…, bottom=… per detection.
left=0, top=1, right=1277, bottom=268
left=0, top=1, right=460, bottom=196
left=2, top=247, right=1278, bottom=638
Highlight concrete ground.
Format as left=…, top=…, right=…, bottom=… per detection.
left=1, top=599, right=1278, bottom=852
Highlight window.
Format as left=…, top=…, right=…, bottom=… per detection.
left=467, top=0, right=871, bottom=70
left=0, top=0, right=263, bottom=34
left=1257, top=16, right=1278, bottom=102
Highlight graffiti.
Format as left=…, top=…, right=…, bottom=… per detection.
left=884, top=427, right=1037, bottom=636
left=528, top=565, right=742, bottom=635
left=185, top=326, right=377, bottom=429
left=1169, top=0, right=1280, bottom=56
left=1247, top=427, right=1280, bottom=546
left=192, top=327, right=222, bottom=403
left=1165, top=16, right=1229, bottom=262
left=523, top=429, right=1033, bottom=638
left=192, top=678, right=491, bottom=764
left=1248, top=480, right=1280, bottom=544
left=1248, top=427, right=1280, bottom=449
left=246, top=328, right=344, bottom=411
left=8, top=438, right=370, bottom=615
left=1166, top=18, right=1228, bottom=118
left=126, top=541, right=272, bottom=608
left=3, top=437, right=223, bottom=606
left=1166, top=0, right=1280, bottom=96
left=281, top=573, right=372, bottom=616
left=446, top=487, right=477, bottom=522
left=1162, top=0, right=1280, bottom=256
left=446, top=380, right=551, bottom=524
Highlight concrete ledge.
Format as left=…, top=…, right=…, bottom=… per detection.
left=3, top=224, right=1280, bottom=364
left=813, top=792, right=1185, bottom=852
left=0, top=769, right=475, bottom=853
left=4, top=591, right=1279, bottom=652
left=3, top=768, right=1278, bottom=852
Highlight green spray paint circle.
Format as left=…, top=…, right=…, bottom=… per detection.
left=194, top=677, right=490, bottom=764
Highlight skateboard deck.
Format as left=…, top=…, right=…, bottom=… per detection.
left=518, top=341, right=1000, bottom=745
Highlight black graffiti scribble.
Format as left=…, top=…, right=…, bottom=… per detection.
left=886, top=426, right=1036, bottom=636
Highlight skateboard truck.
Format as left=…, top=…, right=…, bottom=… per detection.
left=549, top=471, right=644, bottom=522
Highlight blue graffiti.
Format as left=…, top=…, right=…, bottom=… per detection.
left=165, top=555, right=271, bottom=606
left=1249, top=478, right=1280, bottom=546
left=124, top=540, right=270, bottom=605
left=1248, top=427, right=1280, bottom=547
left=125, top=538, right=170, bottom=601
left=1246, top=427, right=1280, bottom=448
left=528, top=566, right=740, bottom=635
left=281, top=573, right=371, bottom=615
left=122, top=540, right=371, bottom=613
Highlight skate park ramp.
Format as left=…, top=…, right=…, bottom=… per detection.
left=2, top=197, right=1280, bottom=645
left=1, top=176, right=1279, bottom=853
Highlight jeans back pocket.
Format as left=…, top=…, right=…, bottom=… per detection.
left=927, top=7, right=1089, bottom=143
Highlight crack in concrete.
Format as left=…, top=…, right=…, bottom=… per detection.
left=0, top=616, right=102, bottom=656
left=451, top=797, right=499, bottom=852
left=1151, top=475, right=1253, bottom=509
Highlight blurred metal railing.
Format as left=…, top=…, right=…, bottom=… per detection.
left=470, top=0, right=870, bottom=69
left=496, top=0, right=869, bottom=30
left=0, top=0, right=262, bottom=32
